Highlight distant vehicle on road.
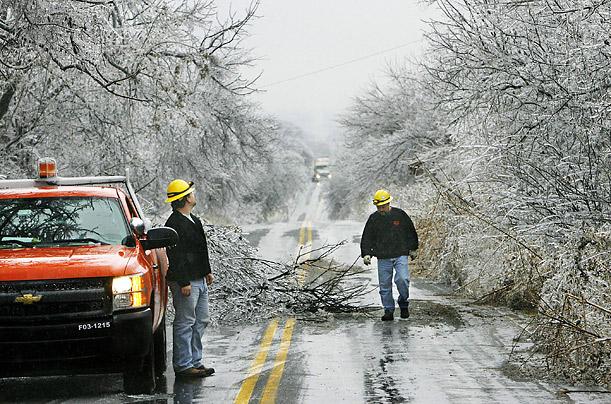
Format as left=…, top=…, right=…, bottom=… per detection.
left=0, top=158, right=177, bottom=394
left=312, top=157, right=332, bottom=182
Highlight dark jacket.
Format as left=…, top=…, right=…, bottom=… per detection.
left=165, top=210, right=212, bottom=287
left=360, top=207, right=418, bottom=259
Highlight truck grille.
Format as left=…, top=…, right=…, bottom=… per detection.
left=0, top=278, right=112, bottom=323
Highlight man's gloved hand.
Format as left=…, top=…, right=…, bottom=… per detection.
left=409, top=250, right=418, bottom=261
left=363, top=255, right=371, bottom=265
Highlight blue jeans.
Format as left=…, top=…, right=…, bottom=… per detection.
left=169, top=279, right=210, bottom=372
left=377, top=256, right=410, bottom=310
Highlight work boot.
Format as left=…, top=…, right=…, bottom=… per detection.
left=175, top=367, right=206, bottom=377
left=400, top=305, right=410, bottom=319
left=196, top=366, right=215, bottom=377
left=381, top=309, right=394, bottom=321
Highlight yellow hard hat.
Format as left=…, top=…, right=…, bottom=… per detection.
left=165, top=179, right=195, bottom=203
left=372, top=189, right=392, bottom=206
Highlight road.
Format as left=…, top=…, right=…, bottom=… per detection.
left=1, top=183, right=608, bottom=403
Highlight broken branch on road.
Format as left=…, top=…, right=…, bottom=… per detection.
left=164, top=225, right=374, bottom=325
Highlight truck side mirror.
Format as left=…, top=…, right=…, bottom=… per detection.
left=141, top=227, right=179, bottom=250
left=130, top=218, right=146, bottom=236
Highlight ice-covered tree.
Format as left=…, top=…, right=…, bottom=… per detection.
left=329, top=67, right=445, bottom=218
left=0, top=0, right=309, bottom=220
left=332, top=0, right=610, bottom=386
left=421, top=0, right=610, bottom=385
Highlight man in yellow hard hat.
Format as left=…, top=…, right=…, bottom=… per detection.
left=361, top=189, right=419, bottom=321
left=164, top=179, right=215, bottom=377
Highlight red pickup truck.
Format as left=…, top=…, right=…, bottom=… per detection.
left=0, top=159, right=177, bottom=394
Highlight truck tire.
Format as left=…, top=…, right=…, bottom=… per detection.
left=154, top=314, right=167, bottom=377
left=123, top=338, right=156, bottom=395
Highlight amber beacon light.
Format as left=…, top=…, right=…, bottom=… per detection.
left=37, top=157, right=57, bottom=178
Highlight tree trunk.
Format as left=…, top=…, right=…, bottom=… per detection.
left=0, top=83, right=15, bottom=122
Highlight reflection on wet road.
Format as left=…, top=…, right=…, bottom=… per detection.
left=0, top=298, right=596, bottom=403
left=1, top=183, right=608, bottom=403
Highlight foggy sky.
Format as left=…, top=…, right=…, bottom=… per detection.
left=224, top=1, right=439, bottom=145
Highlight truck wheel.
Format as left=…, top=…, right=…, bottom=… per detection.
left=123, top=339, right=156, bottom=395
left=154, top=314, right=167, bottom=377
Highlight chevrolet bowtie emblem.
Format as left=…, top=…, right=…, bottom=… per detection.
left=15, top=293, right=43, bottom=305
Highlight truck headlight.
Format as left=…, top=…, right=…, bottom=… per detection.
left=112, top=274, right=148, bottom=311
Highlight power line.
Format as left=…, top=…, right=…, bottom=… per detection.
left=259, top=39, right=422, bottom=88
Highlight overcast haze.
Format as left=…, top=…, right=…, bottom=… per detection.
left=224, top=0, right=440, bottom=145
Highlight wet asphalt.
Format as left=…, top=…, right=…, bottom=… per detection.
left=1, top=183, right=609, bottom=403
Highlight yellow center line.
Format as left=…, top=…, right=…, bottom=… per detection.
left=307, top=221, right=312, bottom=247
left=297, top=221, right=311, bottom=285
left=260, top=318, right=297, bottom=404
left=298, top=221, right=305, bottom=245
left=299, top=221, right=313, bottom=285
left=234, top=319, right=279, bottom=404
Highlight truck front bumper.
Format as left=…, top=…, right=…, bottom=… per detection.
left=0, top=308, right=152, bottom=377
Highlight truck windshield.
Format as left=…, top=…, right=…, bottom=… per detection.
left=0, top=197, right=130, bottom=248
